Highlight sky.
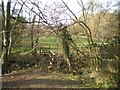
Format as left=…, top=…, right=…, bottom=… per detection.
left=2, top=0, right=118, bottom=13
left=1, top=0, right=118, bottom=24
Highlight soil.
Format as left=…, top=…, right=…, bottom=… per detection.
left=2, top=68, right=82, bottom=89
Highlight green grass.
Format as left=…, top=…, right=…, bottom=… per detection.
left=12, top=35, right=99, bottom=54
left=39, top=36, right=88, bottom=44
left=39, top=36, right=58, bottom=44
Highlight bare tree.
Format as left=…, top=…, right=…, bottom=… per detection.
left=2, top=0, right=24, bottom=62
left=62, top=0, right=96, bottom=66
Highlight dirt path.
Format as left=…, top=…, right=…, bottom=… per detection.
left=2, top=68, right=82, bottom=88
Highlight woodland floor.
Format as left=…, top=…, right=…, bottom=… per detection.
left=2, top=68, right=84, bottom=88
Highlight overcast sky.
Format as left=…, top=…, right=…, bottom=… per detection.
left=2, top=0, right=118, bottom=12
left=1, top=0, right=118, bottom=24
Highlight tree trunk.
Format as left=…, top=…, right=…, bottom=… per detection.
left=60, top=26, right=72, bottom=72
left=31, top=16, right=36, bottom=56
left=2, top=0, right=11, bottom=61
